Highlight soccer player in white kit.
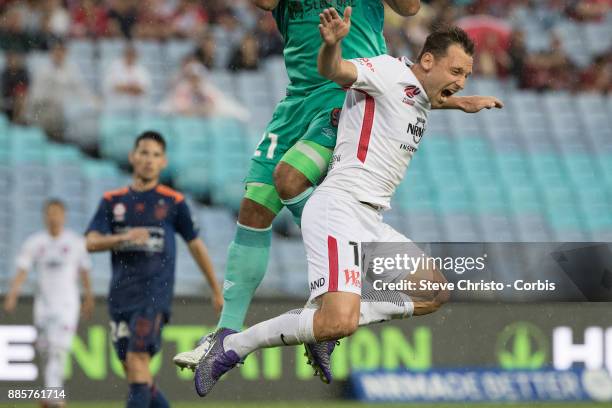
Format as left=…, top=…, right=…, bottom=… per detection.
left=4, top=199, right=94, bottom=407
left=192, top=8, right=503, bottom=396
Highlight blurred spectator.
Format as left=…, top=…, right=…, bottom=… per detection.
left=580, top=54, right=612, bottom=93
left=215, top=8, right=244, bottom=48
left=133, top=0, right=172, bottom=39
left=508, top=30, right=529, bottom=87
left=227, top=33, right=260, bottom=72
left=0, top=6, right=43, bottom=51
left=41, top=0, right=70, bottom=38
left=254, top=13, right=283, bottom=58
left=103, top=43, right=151, bottom=112
left=1, top=51, right=29, bottom=123
left=400, top=3, right=435, bottom=57
left=193, top=33, right=217, bottom=70
left=475, top=32, right=511, bottom=78
left=159, top=57, right=215, bottom=116
left=12, top=0, right=43, bottom=33
left=565, top=0, right=611, bottom=22
left=29, top=41, right=97, bottom=141
left=70, top=0, right=112, bottom=38
left=522, top=34, right=575, bottom=91
left=160, top=56, right=249, bottom=121
left=107, top=0, right=138, bottom=38
left=169, top=0, right=208, bottom=38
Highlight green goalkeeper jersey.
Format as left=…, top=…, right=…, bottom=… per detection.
left=273, top=0, right=387, bottom=96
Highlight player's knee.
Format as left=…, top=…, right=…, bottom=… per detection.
left=273, top=162, right=311, bottom=200
left=237, top=197, right=276, bottom=228
left=125, top=352, right=151, bottom=379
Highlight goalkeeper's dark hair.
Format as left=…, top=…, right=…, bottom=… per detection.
left=134, top=131, right=167, bottom=152
left=417, top=26, right=475, bottom=61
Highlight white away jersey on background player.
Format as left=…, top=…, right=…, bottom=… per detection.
left=319, top=54, right=431, bottom=210
left=16, top=229, right=91, bottom=318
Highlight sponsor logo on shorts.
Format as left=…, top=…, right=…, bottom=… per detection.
left=344, top=269, right=361, bottom=288
left=310, top=277, right=326, bottom=291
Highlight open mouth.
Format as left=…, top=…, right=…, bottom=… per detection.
left=442, top=89, right=454, bottom=98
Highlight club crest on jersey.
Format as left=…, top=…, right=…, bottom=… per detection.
left=135, top=202, right=145, bottom=213
left=113, top=203, right=126, bottom=222
left=155, top=200, right=168, bottom=220
left=403, top=85, right=421, bottom=106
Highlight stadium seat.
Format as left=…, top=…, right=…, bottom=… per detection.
left=472, top=185, right=508, bottom=213
left=478, top=214, right=517, bottom=242
left=165, top=40, right=195, bottom=67
left=401, top=210, right=444, bottom=242
left=435, top=185, right=474, bottom=213
left=446, top=109, right=481, bottom=137
left=99, top=39, right=125, bottom=62
left=235, top=72, right=271, bottom=106
left=563, top=154, right=601, bottom=187
left=583, top=22, right=612, bottom=55
left=514, top=214, right=553, bottom=241
left=507, top=184, right=544, bottom=214
left=99, top=114, right=137, bottom=163
left=529, top=153, right=566, bottom=187
left=440, top=213, right=480, bottom=242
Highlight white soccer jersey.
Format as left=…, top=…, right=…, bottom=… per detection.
left=318, top=55, right=431, bottom=210
left=16, top=229, right=92, bottom=321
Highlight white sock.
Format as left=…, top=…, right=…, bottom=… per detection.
left=223, top=308, right=316, bottom=358
left=44, top=347, right=68, bottom=388
left=359, top=291, right=414, bottom=326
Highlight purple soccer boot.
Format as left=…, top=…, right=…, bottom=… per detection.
left=303, top=340, right=339, bottom=384
left=194, top=328, right=241, bottom=397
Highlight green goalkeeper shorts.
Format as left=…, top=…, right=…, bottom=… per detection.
left=245, top=86, right=345, bottom=186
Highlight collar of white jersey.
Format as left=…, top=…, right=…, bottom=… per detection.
left=399, top=56, right=430, bottom=107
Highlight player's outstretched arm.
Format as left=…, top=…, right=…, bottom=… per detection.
left=433, top=95, right=504, bottom=113
left=3, top=268, right=27, bottom=314
left=383, top=0, right=421, bottom=16
left=317, top=7, right=358, bottom=88
left=187, top=238, right=223, bottom=314
left=85, top=228, right=149, bottom=252
left=252, top=0, right=280, bottom=11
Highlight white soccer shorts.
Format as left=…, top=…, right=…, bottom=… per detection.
left=34, top=304, right=78, bottom=351
left=302, top=189, right=413, bottom=302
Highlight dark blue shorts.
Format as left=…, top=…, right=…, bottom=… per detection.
left=109, top=308, right=169, bottom=361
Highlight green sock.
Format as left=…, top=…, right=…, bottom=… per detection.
left=217, top=223, right=272, bottom=331
left=281, top=186, right=314, bottom=227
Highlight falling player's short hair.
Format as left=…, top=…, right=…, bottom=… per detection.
left=134, top=131, right=167, bottom=152
left=417, top=26, right=475, bottom=61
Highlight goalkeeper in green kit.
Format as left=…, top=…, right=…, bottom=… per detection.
left=174, top=0, right=501, bottom=385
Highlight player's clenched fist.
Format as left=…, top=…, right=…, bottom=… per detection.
left=319, top=7, right=352, bottom=45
